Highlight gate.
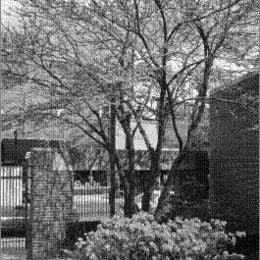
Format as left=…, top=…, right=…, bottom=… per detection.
left=0, top=166, right=31, bottom=253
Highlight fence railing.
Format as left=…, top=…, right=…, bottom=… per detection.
left=0, top=166, right=26, bottom=253
left=0, top=165, right=121, bottom=254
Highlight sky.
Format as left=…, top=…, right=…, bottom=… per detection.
left=1, top=0, right=19, bottom=26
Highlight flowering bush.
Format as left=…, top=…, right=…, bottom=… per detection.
left=71, top=213, right=245, bottom=260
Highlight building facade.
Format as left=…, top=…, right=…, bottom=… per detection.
left=209, top=72, right=259, bottom=234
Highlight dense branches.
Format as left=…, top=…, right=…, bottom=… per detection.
left=2, top=0, right=258, bottom=217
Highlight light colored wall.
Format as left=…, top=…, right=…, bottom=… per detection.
left=0, top=166, right=23, bottom=207
left=116, top=120, right=158, bottom=150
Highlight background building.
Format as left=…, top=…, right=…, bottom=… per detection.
left=209, top=72, right=259, bottom=234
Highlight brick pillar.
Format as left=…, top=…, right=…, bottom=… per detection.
left=27, top=148, right=73, bottom=260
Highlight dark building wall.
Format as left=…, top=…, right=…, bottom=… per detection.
left=1, top=139, right=63, bottom=165
left=209, top=73, right=259, bottom=234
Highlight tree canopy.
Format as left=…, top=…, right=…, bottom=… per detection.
left=2, top=0, right=258, bottom=217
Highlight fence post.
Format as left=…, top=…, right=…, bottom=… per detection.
left=24, top=161, right=32, bottom=251
left=27, top=148, right=73, bottom=260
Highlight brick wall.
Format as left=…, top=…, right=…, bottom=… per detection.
left=209, top=73, right=259, bottom=234
left=27, top=148, right=73, bottom=260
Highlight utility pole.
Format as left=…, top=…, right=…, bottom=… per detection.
left=109, top=93, right=116, bottom=217
left=21, top=93, right=26, bottom=137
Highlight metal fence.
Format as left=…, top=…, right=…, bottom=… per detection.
left=0, top=166, right=27, bottom=253
left=0, top=165, right=121, bottom=253
left=73, top=171, right=123, bottom=221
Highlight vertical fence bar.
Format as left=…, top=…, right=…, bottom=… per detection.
left=25, top=164, right=30, bottom=250
left=0, top=0, right=2, bottom=254
left=0, top=167, right=2, bottom=254
left=8, top=167, right=10, bottom=245
left=14, top=167, right=17, bottom=247
left=0, top=166, right=26, bottom=251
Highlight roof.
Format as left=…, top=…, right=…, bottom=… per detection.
left=210, top=71, right=259, bottom=97
left=1, top=138, right=63, bottom=165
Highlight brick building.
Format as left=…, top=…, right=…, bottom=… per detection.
left=209, top=72, right=259, bottom=234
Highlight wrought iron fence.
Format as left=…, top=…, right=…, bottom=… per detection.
left=73, top=171, right=123, bottom=221
left=0, top=164, right=123, bottom=254
left=0, top=166, right=27, bottom=253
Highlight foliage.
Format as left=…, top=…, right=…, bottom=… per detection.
left=212, top=207, right=252, bottom=236
left=71, top=212, right=245, bottom=260
left=161, top=196, right=210, bottom=223
left=157, top=176, right=209, bottom=222
left=180, top=177, right=209, bottom=203
left=64, top=220, right=101, bottom=250
left=227, top=233, right=259, bottom=258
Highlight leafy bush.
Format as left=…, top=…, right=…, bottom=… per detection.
left=158, top=177, right=209, bottom=223
left=64, top=220, right=101, bottom=250
left=180, top=177, right=208, bottom=202
left=227, top=233, right=259, bottom=258
left=71, top=212, right=245, bottom=260
left=161, top=195, right=210, bottom=223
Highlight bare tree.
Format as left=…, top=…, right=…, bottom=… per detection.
left=2, top=0, right=151, bottom=217
left=2, top=0, right=258, bottom=217
left=77, top=0, right=258, bottom=215
left=154, top=0, right=258, bottom=218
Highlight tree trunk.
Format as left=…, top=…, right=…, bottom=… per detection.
left=124, top=182, right=138, bottom=218
left=141, top=187, right=153, bottom=212
left=154, top=150, right=187, bottom=219
left=141, top=75, right=168, bottom=213
left=123, top=151, right=138, bottom=217
left=141, top=153, right=160, bottom=212
left=122, top=114, right=138, bottom=217
left=141, top=168, right=158, bottom=212
left=154, top=178, right=173, bottom=219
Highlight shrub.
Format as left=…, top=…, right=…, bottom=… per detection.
left=159, top=177, right=210, bottom=223
left=161, top=195, right=210, bottom=222
left=64, top=220, right=101, bottom=250
left=180, top=177, right=208, bottom=202
left=227, top=233, right=259, bottom=258
left=71, top=212, right=245, bottom=260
